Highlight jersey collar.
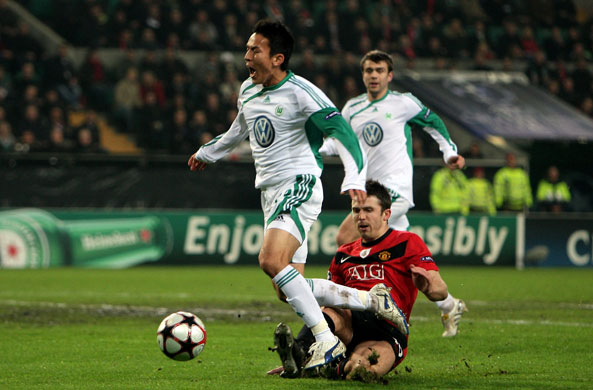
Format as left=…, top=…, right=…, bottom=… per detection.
left=261, top=70, right=294, bottom=92
left=361, top=228, right=393, bottom=247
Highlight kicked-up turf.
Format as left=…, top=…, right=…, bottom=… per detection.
left=1, top=266, right=592, bottom=389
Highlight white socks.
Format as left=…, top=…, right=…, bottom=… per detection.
left=273, top=266, right=334, bottom=342
left=307, top=278, right=371, bottom=311
left=435, top=293, right=455, bottom=313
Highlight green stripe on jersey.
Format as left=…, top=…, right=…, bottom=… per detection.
left=305, top=108, right=364, bottom=173
left=288, top=78, right=330, bottom=109
left=349, top=90, right=390, bottom=120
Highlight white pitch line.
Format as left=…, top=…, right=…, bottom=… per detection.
left=1, top=299, right=592, bottom=328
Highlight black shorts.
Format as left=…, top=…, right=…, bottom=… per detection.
left=349, top=311, right=408, bottom=367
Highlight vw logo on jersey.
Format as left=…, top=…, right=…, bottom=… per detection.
left=362, top=122, right=383, bottom=146
left=253, top=116, right=275, bottom=147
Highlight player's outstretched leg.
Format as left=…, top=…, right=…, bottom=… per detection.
left=369, top=283, right=409, bottom=335
left=441, top=298, right=468, bottom=337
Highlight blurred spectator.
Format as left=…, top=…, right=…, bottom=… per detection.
left=544, top=27, right=569, bottom=61
left=58, top=76, right=83, bottom=109
left=442, top=18, right=469, bottom=59
left=77, top=127, right=105, bottom=153
left=0, top=65, right=12, bottom=104
left=496, top=20, right=522, bottom=59
left=139, top=50, right=160, bottom=76
left=462, top=141, right=484, bottom=159
left=18, top=104, right=46, bottom=140
left=204, top=92, right=226, bottom=135
left=11, top=21, right=43, bottom=66
left=188, top=109, right=213, bottom=146
left=45, top=125, right=73, bottom=153
left=571, top=58, right=592, bottom=100
left=158, top=47, right=189, bottom=85
left=79, top=48, right=110, bottom=111
left=189, top=10, right=218, bottom=50
left=164, top=7, right=190, bottom=49
left=580, top=96, right=593, bottom=119
left=525, top=50, right=550, bottom=87
left=114, top=67, right=142, bottom=133
left=136, top=91, right=166, bottom=150
left=44, top=45, right=74, bottom=91
left=430, top=165, right=469, bottom=215
left=13, top=62, right=40, bottom=101
left=467, top=167, right=496, bottom=215
left=0, top=120, right=16, bottom=152
left=536, top=165, right=571, bottom=213
left=76, top=110, right=101, bottom=146
left=519, top=26, right=540, bottom=58
left=140, top=70, right=166, bottom=108
left=168, top=108, right=192, bottom=154
left=493, top=152, right=533, bottom=212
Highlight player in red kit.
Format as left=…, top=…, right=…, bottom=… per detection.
left=270, top=180, right=450, bottom=381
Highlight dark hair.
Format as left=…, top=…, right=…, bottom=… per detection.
left=360, top=50, right=394, bottom=72
left=365, top=180, right=392, bottom=211
left=253, top=19, right=294, bottom=71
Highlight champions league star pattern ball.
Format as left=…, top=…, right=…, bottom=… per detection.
left=157, top=311, right=206, bottom=361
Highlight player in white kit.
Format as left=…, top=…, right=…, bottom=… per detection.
left=320, top=50, right=467, bottom=337
left=188, top=20, right=367, bottom=370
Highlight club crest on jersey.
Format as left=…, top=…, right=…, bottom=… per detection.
left=362, top=122, right=383, bottom=146
left=378, top=251, right=391, bottom=261
left=253, top=116, right=275, bottom=147
left=274, top=105, right=284, bottom=116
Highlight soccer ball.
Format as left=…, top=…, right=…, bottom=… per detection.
left=157, top=311, right=207, bottom=361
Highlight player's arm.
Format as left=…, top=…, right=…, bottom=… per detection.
left=404, top=94, right=464, bottom=169
left=188, top=111, right=249, bottom=171
left=409, top=266, right=448, bottom=301
left=406, top=234, right=448, bottom=301
left=305, top=108, right=367, bottom=202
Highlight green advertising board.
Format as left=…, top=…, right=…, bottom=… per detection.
left=0, top=209, right=519, bottom=268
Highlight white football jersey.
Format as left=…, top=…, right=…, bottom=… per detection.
left=322, top=91, right=459, bottom=207
left=196, top=71, right=366, bottom=191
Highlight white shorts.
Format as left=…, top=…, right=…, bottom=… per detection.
left=261, top=174, right=323, bottom=264
left=388, top=197, right=412, bottom=231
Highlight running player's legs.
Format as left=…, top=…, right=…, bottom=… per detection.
left=261, top=175, right=322, bottom=298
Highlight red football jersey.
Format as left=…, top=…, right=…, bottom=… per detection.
left=328, top=229, right=439, bottom=321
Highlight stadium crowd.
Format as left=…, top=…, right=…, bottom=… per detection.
left=0, top=0, right=592, bottom=156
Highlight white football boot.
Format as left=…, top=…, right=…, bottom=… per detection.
left=369, top=283, right=409, bottom=335
left=441, top=298, right=468, bottom=337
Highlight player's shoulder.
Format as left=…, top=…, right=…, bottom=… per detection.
left=386, top=228, right=424, bottom=247
left=334, top=240, right=362, bottom=261
left=239, top=78, right=259, bottom=97
left=343, top=93, right=368, bottom=110
left=389, top=90, right=424, bottom=107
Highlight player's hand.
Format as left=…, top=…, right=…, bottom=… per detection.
left=188, top=154, right=208, bottom=171
left=346, top=189, right=367, bottom=204
left=410, top=265, right=430, bottom=294
left=447, top=155, right=465, bottom=170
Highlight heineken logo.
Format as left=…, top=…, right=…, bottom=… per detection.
left=362, top=122, right=383, bottom=146
left=253, top=116, right=275, bottom=147
left=0, top=229, right=29, bottom=268
left=81, top=231, right=146, bottom=251
left=0, top=216, right=49, bottom=268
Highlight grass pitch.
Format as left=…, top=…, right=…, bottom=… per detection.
left=1, top=266, right=592, bottom=389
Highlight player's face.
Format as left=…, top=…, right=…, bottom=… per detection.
left=351, top=195, right=391, bottom=242
left=362, top=60, right=393, bottom=100
left=244, top=33, right=283, bottom=87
